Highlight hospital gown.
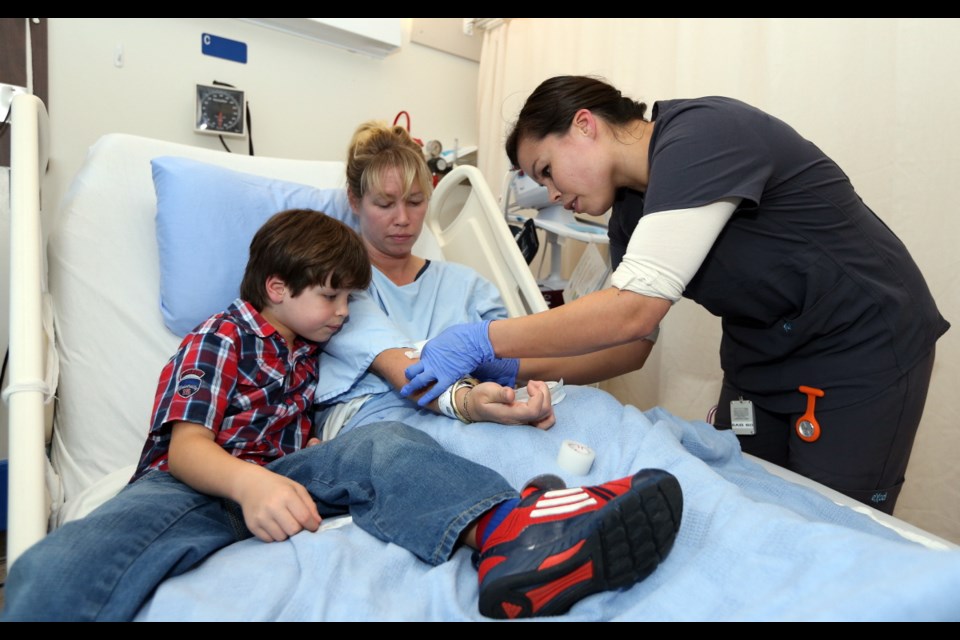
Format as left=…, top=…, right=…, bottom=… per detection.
left=314, top=261, right=507, bottom=429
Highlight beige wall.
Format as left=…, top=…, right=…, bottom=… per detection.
left=42, top=18, right=479, bottom=225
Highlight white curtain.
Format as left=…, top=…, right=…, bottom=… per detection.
left=477, top=18, right=960, bottom=543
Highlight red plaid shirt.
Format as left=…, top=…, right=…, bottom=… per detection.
left=131, top=299, right=321, bottom=483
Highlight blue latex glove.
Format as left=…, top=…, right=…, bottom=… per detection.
left=473, top=356, right=519, bottom=388
left=402, top=320, right=496, bottom=405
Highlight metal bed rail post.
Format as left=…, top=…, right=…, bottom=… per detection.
left=6, top=93, right=50, bottom=566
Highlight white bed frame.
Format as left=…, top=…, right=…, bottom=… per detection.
left=7, top=94, right=51, bottom=564
left=6, top=95, right=953, bottom=569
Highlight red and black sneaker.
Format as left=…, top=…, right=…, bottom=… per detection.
left=477, top=469, right=682, bottom=619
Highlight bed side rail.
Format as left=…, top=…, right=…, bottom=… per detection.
left=427, top=165, right=548, bottom=317
left=6, top=93, right=51, bottom=565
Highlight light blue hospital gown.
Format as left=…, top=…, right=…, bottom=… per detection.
left=316, top=261, right=507, bottom=406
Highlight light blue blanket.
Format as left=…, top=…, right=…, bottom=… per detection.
left=137, top=386, right=960, bottom=621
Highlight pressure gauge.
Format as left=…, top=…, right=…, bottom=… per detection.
left=195, top=84, right=246, bottom=137
left=425, top=139, right=443, bottom=158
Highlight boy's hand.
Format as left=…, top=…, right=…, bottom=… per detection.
left=168, top=422, right=323, bottom=543
left=470, top=380, right=555, bottom=430
left=235, top=466, right=323, bottom=542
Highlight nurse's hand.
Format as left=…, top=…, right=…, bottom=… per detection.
left=473, top=356, right=520, bottom=387
left=402, top=320, right=496, bottom=405
left=470, top=380, right=555, bottom=430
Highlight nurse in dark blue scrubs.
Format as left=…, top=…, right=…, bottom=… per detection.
left=403, top=75, right=949, bottom=515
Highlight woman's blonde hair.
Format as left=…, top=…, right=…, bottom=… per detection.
left=346, top=121, right=433, bottom=202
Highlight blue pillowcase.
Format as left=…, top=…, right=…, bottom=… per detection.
left=152, top=156, right=356, bottom=336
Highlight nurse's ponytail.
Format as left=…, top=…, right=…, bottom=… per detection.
left=506, top=76, right=648, bottom=168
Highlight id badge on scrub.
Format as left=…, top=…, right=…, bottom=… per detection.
left=730, top=398, right=756, bottom=436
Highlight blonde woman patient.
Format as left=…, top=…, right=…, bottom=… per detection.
left=313, top=121, right=560, bottom=436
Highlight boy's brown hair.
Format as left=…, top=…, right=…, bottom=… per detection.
left=240, top=209, right=371, bottom=310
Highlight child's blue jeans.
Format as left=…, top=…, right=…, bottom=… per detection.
left=2, top=421, right=518, bottom=621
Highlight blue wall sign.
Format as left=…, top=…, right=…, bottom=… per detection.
left=201, top=33, right=247, bottom=64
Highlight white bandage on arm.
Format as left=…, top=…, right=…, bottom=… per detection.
left=610, top=198, right=740, bottom=302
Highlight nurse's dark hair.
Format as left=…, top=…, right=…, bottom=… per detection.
left=505, top=75, right=648, bottom=168
left=240, top=208, right=371, bottom=311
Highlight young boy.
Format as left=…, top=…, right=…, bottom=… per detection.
left=2, top=209, right=682, bottom=621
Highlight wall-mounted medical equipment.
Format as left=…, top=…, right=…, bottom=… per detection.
left=195, top=83, right=245, bottom=138
left=195, top=82, right=254, bottom=155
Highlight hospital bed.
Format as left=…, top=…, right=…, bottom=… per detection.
left=6, top=94, right=960, bottom=621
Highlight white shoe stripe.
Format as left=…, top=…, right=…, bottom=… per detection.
left=531, top=497, right=598, bottom=519
left=542, top=487, right=585, bottom=499
left=537, top=490, right=590, bottom=508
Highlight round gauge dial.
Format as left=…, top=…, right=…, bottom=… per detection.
left=195, top=84, right=245, bottom=137
left=425, top=139, right=442, bottom=158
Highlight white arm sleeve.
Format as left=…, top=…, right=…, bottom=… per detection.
left=610, top=198, right=740, bottom=302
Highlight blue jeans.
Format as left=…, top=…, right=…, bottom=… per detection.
left=2, top=422, right=517, bottom=621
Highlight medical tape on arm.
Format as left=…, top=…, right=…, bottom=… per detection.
left=610, top=198, right=739, bottom=301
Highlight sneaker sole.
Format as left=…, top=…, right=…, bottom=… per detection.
left=479, top=469, right=683, bottom=619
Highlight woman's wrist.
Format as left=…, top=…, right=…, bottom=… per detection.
left=457, top=386, right=475, bottom=423
left=438, top=376, right=479, bottom=423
